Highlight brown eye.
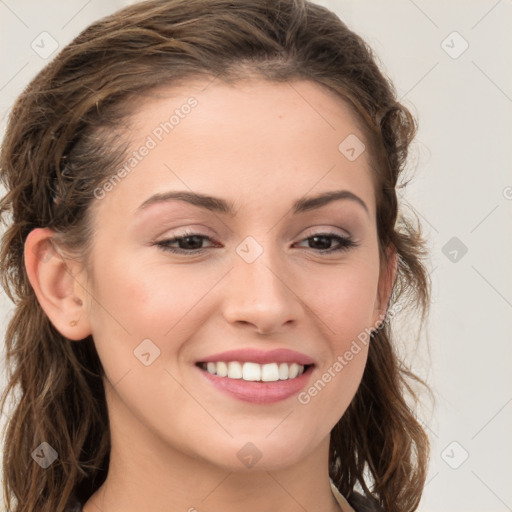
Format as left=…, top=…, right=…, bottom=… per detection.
left=296, top=232, right=358, bottom=253
left=154, top=233, right=217, bottom=254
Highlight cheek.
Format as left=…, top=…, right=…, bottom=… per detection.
left=88, top=249, right=208, bottom=333
left=86, top=251, right=222, bottom=377
left=299, top=259, right=378, bottom=410
left=309, top=261, right=380, bottom=346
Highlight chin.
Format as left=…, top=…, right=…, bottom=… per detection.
left=192, top=428, right=322, bottom=473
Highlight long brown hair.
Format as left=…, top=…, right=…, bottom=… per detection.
left=0, top=1, right=431, bottom=511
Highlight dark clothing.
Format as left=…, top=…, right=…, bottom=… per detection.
left=348, top=490, right=385, bottom=511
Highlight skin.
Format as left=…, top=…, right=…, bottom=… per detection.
left=25, top=78, right=397, bottom=512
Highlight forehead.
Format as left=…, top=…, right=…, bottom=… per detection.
left=92, top=78, right=377, bottom=220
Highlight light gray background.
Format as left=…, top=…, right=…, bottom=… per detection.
left=1, top=1, right=511, bottom=511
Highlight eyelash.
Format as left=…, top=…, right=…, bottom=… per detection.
left=153, top=231, right=358, bottom=255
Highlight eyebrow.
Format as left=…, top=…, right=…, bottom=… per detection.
left=136, top=189, right=369, bottom=216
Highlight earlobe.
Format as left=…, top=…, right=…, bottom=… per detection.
left=24, top=227, right=92, bottom=341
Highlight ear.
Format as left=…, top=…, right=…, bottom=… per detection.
left=371, top=244, right=398, bottom=329
left=24, top=227, right=92, bottom=341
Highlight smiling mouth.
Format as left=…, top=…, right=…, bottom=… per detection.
left=197, top=361, right=313, bottom=382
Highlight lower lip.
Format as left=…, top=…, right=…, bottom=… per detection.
left=198, top=366, right=313, bottom=404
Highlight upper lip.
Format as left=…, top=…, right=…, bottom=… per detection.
left=197, top=348, right=315, bottom=366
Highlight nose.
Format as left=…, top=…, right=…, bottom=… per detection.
left=222, top=246, right=304, bottom=335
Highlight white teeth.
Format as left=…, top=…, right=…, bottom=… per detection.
left=278, top=362, right=289, bottom=380
left=227, top=361, right=243, bottom=379
left=261, top=363, right=279, bottom=382
left=202, top=361, right=306, bottom=381
left=242, top=362, right=261, bottom=381
left=289, top=363, right=300, bottom=379
left=216, top=361, right=228, bottom=377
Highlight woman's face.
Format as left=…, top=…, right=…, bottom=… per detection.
left=78, top=78, right=394, bottom=471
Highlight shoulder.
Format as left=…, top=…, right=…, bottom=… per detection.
left=331, top=480, right=384, bottom=512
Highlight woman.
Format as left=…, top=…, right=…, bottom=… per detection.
left=0, top=1, right=431, bottom=511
